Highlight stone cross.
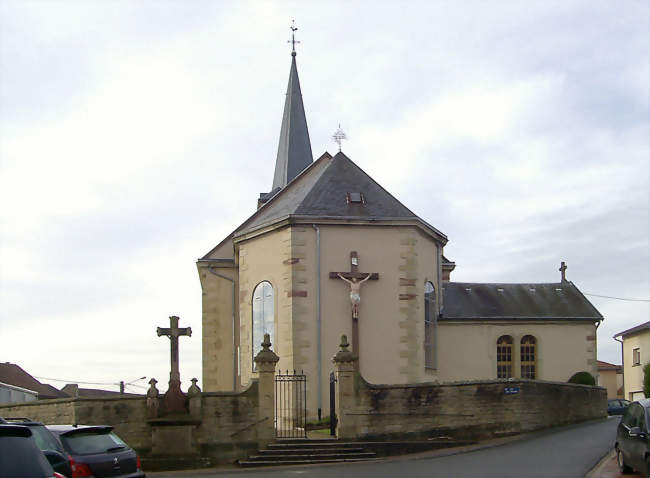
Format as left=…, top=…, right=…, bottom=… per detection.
left=559, top=261, right=567, bottom=282
left=329, top=251, right=379, bottom=362
left=157, top=315, right=192, bottom=413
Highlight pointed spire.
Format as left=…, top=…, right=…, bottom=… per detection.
left=271, top=22, right=313, bottom=191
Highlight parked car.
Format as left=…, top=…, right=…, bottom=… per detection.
left=47, top=424, right=145, bottom=478
left=0, top=424, right=66, bottom=478
left=615, top=398, right=650, bottom=476
left=1, top=417, right=72, bottom=477
left=609, top=399, right=632, bottom=415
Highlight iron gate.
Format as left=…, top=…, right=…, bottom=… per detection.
left=275, top=370, right=307, bottom=439
left=329, top=372, right=337, bottom=436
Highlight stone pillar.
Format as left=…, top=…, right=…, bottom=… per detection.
left=332, top=335, right=358, bottom=440
left=188, top=378, right=202, bottom=420
left=254, top=333, right=279, bottom=446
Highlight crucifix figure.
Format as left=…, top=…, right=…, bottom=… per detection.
left=157, top=315, right=192, bottom=413
left=330, top=251, right=379, bottom=360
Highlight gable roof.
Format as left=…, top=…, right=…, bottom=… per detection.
left=597, top=360, right=622, bottom=372
left=229, top=152, right=447, bottom=244
left=614, top=321, right=650, bottom=339
left=0, top=362, right=68, bottom=399
left=441, top=282, right=603, bottom=321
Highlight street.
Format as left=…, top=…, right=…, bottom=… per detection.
left=151, top=417, right=620, bottom=478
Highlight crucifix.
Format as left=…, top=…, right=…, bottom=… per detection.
left=559, top=261, right=568, bottom=282
left=157, top=315, right=192, bottom=413
left=329, top=251, right=379, bottom=363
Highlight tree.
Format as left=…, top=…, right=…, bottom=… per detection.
left=568, top=371, right=596, bottom=386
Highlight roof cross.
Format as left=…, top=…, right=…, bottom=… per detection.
left=332, top=124, right=347, bottom=152
left=287, top=20, right=300, bottom=56
left=559, top=261, right=568, bottom=282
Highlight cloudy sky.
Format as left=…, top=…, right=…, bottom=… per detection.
left=1, top=1, right=648, bottom=394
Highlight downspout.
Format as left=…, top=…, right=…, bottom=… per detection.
left=434, top=245, right=441, bottom=370
left=208, top=266, right=237, bottom=391
left=615, top=334, right=625, bottom=399
left=312, top=224, right=322, bottom=420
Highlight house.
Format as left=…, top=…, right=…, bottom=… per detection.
left=614, top=321, right=650, bottom=401
left=597, top=360, right=623, bottom=399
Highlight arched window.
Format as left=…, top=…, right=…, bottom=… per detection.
left=496, top=335, right=513, bottom=378
left=424, top=281, right=435, bottom=368
left=521, top=335, right=537, bottom=379
left=252, top=281, right=274, bottom=369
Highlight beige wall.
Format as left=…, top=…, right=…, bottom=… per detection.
left=198, top=261, right=238, bottom=392
left=436, top=321, right=597, bottom=382
left=622, top=329, right=650, bottom=400
left=598, top=369, right=622, bottom=399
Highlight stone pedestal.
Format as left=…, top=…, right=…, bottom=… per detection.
left=332, top=335, right=358, bottom=440
left=254, top=333, right=279, bottom=446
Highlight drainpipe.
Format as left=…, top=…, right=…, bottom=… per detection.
left=615, top=335, right=625, bottom=399
left=312, top=224, right=322, bottom=420
left=208, top=266, right=237, bottom=391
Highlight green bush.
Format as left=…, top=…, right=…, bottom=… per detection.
left=568, top=371, right=596, bottom=386
left=643, top=363, right=650, bottom=398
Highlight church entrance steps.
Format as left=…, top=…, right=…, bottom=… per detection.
left=238, top=438, right=478, bottom=467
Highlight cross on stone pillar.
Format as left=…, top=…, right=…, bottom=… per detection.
left=329, top=251, right=379, bottom=366
left=559, top=261, right=568, bottom=282
left=157, top=315, right=192, bottom=413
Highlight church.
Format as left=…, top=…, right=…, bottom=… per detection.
left=197, top=42, right=603, bottom=419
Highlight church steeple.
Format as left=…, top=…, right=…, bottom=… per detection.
left=271, top=22, right=313, bottom=191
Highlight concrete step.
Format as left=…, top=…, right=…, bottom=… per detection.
left=267, top=441, right=369, bottom=449
left=238, top=457, right=381, bottom=467
left=258, top=447, right=367, bottom=455
left=247, top=452, right=377, bottom=461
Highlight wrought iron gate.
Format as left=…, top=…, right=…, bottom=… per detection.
left=275, top=370, right=307, bottom=439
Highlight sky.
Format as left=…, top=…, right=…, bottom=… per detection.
left=0, top=0, right=648, bottom=395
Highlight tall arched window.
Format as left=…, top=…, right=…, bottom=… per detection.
left=496, top=335, right=513, bottom=378
left=424, top=281, right=435, bottom=369
left=252, top=281, right=274, bottom=369
left=521, top=335, right=537, bottom=379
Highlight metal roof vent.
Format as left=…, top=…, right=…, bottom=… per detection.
left=497, top=288, right=504, bottom=292
left=346, top=192, right=365, bottom=204
left=465, top=287, right=472, bottom=292
left=555, top=288, right=563, bottom=292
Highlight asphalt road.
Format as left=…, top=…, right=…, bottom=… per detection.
left=153, top=416, right=620, bottom=478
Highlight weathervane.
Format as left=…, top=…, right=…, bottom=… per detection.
left=332, top=124, right=347, bottom=152
left=288, top=20, right=300, bottom=56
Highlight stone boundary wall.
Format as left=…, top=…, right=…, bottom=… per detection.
left=0, top=380, right=262, bottom=465
left=345, top=377, right=607, bottom=440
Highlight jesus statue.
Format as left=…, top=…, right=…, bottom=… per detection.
left=337, top=273, right=372, bottom=319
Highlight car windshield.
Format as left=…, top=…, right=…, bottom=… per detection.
left=62, top=430, right=127, bottom=455
left=30, top=425, right=64, bottom=453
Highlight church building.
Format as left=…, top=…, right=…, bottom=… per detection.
left=197, top=43, right=603, bottom=418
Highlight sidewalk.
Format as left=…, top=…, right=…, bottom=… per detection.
left=587, top=450, right=642, bottom=478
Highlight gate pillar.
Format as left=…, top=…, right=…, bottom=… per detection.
left=254, top=333, right=279, bottom=446
left=332, top=334, right=358, bottom=440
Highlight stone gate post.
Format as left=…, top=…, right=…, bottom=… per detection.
left=332, top=335, right=358, bottom=439
left=254, top=333, right=279, bottom=446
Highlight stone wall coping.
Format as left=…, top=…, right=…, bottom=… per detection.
left=359, top=376, right=606, bottom=392
left=201, top=379, right=258, bottom=397
left=0, top=395, right=146, bottom=409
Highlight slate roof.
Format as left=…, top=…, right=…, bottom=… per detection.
left=271, top=53, right=313, bottom=191
left=614, top=321, right=650, bottom=338
left=232, top=152, right=447, bottom=243
left=441, top=282, right=603, bottom=321
left=0, top=362, right=67, bottom=399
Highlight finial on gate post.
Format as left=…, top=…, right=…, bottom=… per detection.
left=333, top=334, right=356, bottom=363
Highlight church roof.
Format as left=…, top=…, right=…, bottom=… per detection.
left=271, top=53, right=313, bottom=191
left=232, top=151, right=447, bottom=243
left=441, top=282, right=603, bottom=321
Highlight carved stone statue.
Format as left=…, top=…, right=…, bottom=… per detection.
left=337, top=273, right=371, bottom=319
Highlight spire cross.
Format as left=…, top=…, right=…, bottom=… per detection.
left=287, top=20, right=300, bottom=56
left=332, top=124, right=347, bottom=152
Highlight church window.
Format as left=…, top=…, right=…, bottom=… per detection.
left=520, top=335, right=537, bottom=379
left=424, top=281, right=435, bottom=368
left=496, top=335, right=513, bottom=378
left=252, top=281, right=274, bottom=370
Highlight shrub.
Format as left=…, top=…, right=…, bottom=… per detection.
left=643, top=363, right=650, bottom=398
left=568, top=371, right=596, bottom=386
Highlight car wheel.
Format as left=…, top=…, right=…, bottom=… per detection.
left=617, top=446, right=633, bottom=474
